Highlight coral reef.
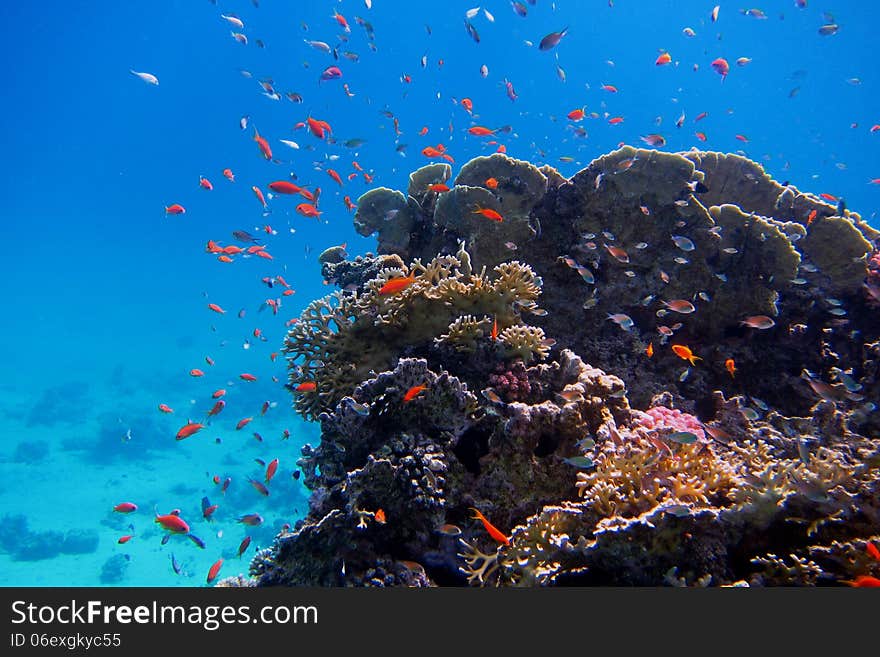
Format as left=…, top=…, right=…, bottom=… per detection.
left=252, top=147, right=880, bottom=588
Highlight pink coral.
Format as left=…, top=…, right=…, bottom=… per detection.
left=633, top=405, right=706, bottom=441
left=488, top=361, right=532, bottom=402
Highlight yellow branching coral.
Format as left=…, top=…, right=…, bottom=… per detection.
left=576, top=436, right=738, bottom=518
left=499, top=325, right=550, bottom=363
left=283, top=248, right=547, bottom=420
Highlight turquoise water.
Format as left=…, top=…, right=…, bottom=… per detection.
left=0, top=0, right=876, bottom=586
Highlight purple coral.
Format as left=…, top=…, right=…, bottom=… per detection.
left=488, top=361, right=532, bottom=402
left=633, top=405, right=706, bottom=441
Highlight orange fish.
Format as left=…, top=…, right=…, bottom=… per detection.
left=208, top=303, right=225, bottom=314
left=608, top=116, right=624, bottom=125
left=176, top=422, right=204, bottom=440
left=236, top=417, right=253, bottom=430
left=240, top=373, right=257, bottom=382
left=655, top=52, right=672, bottom=65
left=203, top=504, right=218, bottom=520
left=296, top=381, right=317, bottom=393
left=485, top=177, right=498, bottom=189
left=199, top=176, right=213, bottom=190
left=253, top=128, right=272, bottom=160
left=222, top=168, right=234, bottom=182
left=206, top=558, right=223, bottom=584
left=165, top=204, right=186, bottom=215
left=269, top=180, right=301, bottom=194
left=375, top=508, right=386, bottom=524
left=113, top=502, right=138, bottom=513
left=427, top=183, right=450, bottom=193
left=725, top=358, right=737, bottom=378
left=601, top=84, right=618, bottom=93
left=296, top=203, right=322, bottom=218
left=843, top=575, right=880, bottom=587
left=567, top=108, right=585, bottom=121
left=117, top=535, right=134, bottom=544
left=306, top=116, right=332, bottom=139
left=403, top=384, right=428, bottom=402
left=867, top=541, right=880, bottom=561
left=672, top=344, right=702, bottom=366
left=470, top=507, right=510, bottom=546
left=603, top=244, right=630, bottom=263
left=695, top=131, right=707, bottom=142
left=645, top=342, right=654, bottom=358
left=252, top=185, right=267, bottom=208
left=461, top=98, right=473, bottom=114
left=190, top=368, right=204, bottom=377
left=472, top=206, right=503, bottom=222
left=155, top=513, right=190, bottom=534
left=467, top=126, right=496, bottom=136
left=711, top=57, right=730, bottom=79
left=265, top=458, right=279, bottom=483
left=206, top=400, right=225, bottom=417
left=491, top=316, right=498, bottom=341
left=327, top=168, right=343, bottom=186
left=212, top=389, right=226, bottom=399
left=379, top=273, right=417, bottom=295
left=158, top=403, right=174, bottom=414
left=740, top=315, right=775, bottom=329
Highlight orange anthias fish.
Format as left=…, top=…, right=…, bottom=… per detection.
left=155, top=512, right=190, bottom=534
left=253, top=128, right=272, bottom=160
left=165, top=204, right=186, bottom=215
left=403, top=384, right=428, bottom=402
left=842, top=575, right=880, bottom=587
left=375, top=508, right=386, bottom=524
left=467, top=126, right=496, bottom=136
left=427, top=183, right=450, bottom=193
left=655, top=52, right=672, bottom=66
left=567, top=108, right=585, bottom=121
left=461, top=98, right=473, bottom=114
left=265, top=458, right=279, bottom=483
left=470, top=507, right=510, bottom=546
left=296, top=381, right=317, bottom=393
left=645, top=342, right=654, bottom=358
left=223, top=168, right=235, bottom=182
left=113, top=502, right=138, bottom=513
left=296, top=203, right=322, bottom=218
left=672, top=344, right=702, bottom=366
left=207, top=558, right=223, bottom=584
left=379, top=272, right=417, bottom=295
left=725, top=358, right=737, bottom=378
left=176, top=422, right=204, bottom=440
left=485, top=177, right=499, bottom=189
left=472, top=205, right=503, bottom=222
left=269, top=180, right=301, bottom=194
left=491, top=316, right=499, bottom=341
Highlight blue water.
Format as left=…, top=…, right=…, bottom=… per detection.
left=0, top=0, right=876, bottom=586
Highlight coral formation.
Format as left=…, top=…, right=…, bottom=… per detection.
left=250, top=147, right=880, bottom=588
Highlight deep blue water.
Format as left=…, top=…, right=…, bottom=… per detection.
left=0, top=0, right=876, bottom=585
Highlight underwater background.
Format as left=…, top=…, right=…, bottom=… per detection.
left=0, top=0, right=877, bottom=586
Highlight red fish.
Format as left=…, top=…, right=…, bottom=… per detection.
left=155, top=513, right=190, bottom=534
left=844, top=575, right=880, bottom=587
left=296, top=381, right=317, bottom=393
left=867, top=541, right=880, bottom=561
left=403, top=384, right=428, bottom=402
left=165, top=204, right=186, bottom=215
left=117, top=535, right=134, bottom=544
left=203, top=504, right=218, bottom=520
left=212, top=389, right=226, bottom=399
left=238, top=536, right=252, bottom=557
left=240, top=373, right=257, bottom=382
left=265, top=458, right=279, bottom=483
left=206, top=559, right=223, bottom=584
left=158, top=403, right=174, bottom=414
left=655, top=52, right=672, bottom=66
left=468, top=126, right=496, bottom=136
left=269, top=180, right=301, bottom=194
left=327, top=168, right=343, bottom=186
left=296, top=203, right=322, bottom=218
left=190, top=369, right=205, bottom=377
left=236, top=417, right=253, bottom=430
left=223, top=168, right=234, bottom=182
left=253, top=128, right=272, bottom=160
left=199, top=176, right=213, bottom=191
left=252, top=185, right=267, bottom=208
left=176, top=422, right=204, bottom=440
left=379, top=273, right=417, bottom=295
left=470, top=507, right=510, bottom=545
left=207, top=400, right=225, bottom=417
left=208, top=303, right=225, bottom=314
left=472, top=206, right=503, bottom=222
left=113, top=502, right=138, bottom=513
left=567, top=108, right=585, bottom=121
left=711, top=57, right=730, bottom=79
